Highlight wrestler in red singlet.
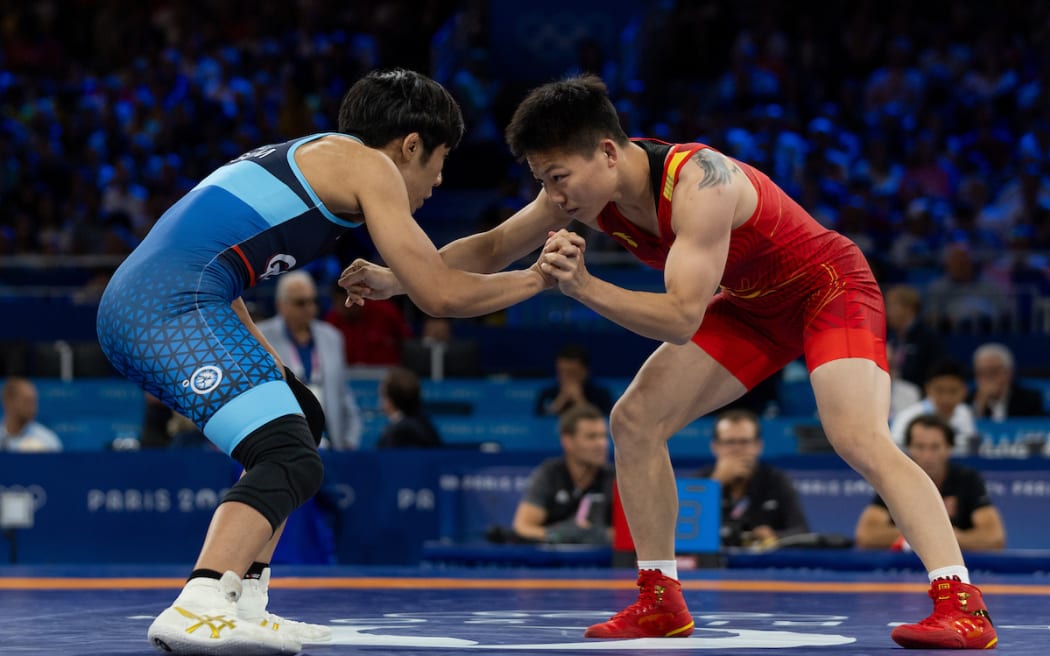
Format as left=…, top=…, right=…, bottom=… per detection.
left=597, top=139, right=887, bottom=389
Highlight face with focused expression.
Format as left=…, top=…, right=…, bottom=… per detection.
left=396, top=137, right=450, bottom=213
left=527, top=142, right=619, bottom=220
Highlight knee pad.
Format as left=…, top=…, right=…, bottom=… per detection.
left=225, top=415, right=324, bottom=532
left=284, top=366, right=326, bottom=447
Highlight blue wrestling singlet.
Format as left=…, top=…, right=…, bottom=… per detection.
left=97, top=133, right=361, bottom=454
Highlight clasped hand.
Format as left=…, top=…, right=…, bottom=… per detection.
left=337, top=258, right=399, bottom=306
left=539, top=229, right=589, bottom=296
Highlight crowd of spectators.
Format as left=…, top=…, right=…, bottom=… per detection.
left=3, top=1, right=1050, bottom=330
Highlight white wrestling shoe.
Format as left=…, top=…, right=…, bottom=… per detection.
left=148, top=571, right=301, bottom=655
left=238, top=567, right=332, bottom=643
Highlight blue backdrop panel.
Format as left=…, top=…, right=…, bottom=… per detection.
left=0, top=451, right=238, bottom=563
left=786, top=465, right=1050, bottom=550
left=2, top=452, right=1048, bottom=565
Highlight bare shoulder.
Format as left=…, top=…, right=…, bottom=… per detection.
left=297, top=134, right=391, bottom=174
left=674, top=148, right=757, bottom=227
left=296, top=135, right=398, bottom=215
left=679, top=148, right=743, bottom=191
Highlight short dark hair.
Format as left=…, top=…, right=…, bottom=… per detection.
left=923, top=358, right=968, bottom=385
left=713, top=408, right=762, bottom=441
left=338, top=68, right=464, bottom=161
left=904, top=413, right=955, bottom=447
left=556, top=344, right=590, bottom=367
left=505, top=74, right=629, bottom=159
left=381, top=366, right=423, bottom=416
left=558, top=403, right=604, bottom=436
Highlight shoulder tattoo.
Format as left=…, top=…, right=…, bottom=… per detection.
left=690, top=149, right=741, bottom=190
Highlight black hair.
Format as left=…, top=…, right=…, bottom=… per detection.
left=713, top=408, right=763, bottom=441
left=338, top=68, right=464, bottom=161
left=556, top=344, right=591, bottom=367
left=923, top=358, right=968, bottom=384
left=505, top=74, right=629, bottom=159
left=904, top=413, right=956, bottom=447
left=558, top=403, right=604, bottom=435
left=381, top=366, right=424, bottom=416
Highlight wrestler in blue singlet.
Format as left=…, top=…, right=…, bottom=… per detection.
left=97, top=133, right=359, bottom=454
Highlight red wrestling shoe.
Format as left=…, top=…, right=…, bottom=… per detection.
left=584, top=570, right=694, bottom=638
left=891, top=578, right=997, bottom=649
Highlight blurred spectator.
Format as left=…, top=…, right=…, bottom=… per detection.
left=376, top=367, right=442, bottom=449
left=855, top=414, right=1005, bottom=552
left=888, top=199, right=942, bottom=270
left=884, top=284, right=946, bottom=387
left=694, top=408, right=808, bottom=548
left=925, top=244, right=1011, bottom=332
left=167, top=411, right=209, bottom=449
left=1, top=377, right=62, bottom=452
left=969, top=342, right=1046, bottom=420
left=401, top=315, right=481, bottom=379
left=258, top=271, right=363, bottom=450
left=891, top=359, right=977, bottom=455
left=421, top=316, right=452, bottom=344
left=508, top=404, right=614, bottom=545
left=140, top=392, right=174, bottom=448
left=864, top=36, right=924, bottom=122
left=449, top=47, right=501, bottom=144
left=138, top=391, right=210, bottom=450
left=324, top=284, right=411, bottom=367
left=534, top=344, right=614, bottom=416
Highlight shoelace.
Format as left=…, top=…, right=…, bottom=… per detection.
left=916, top=584, right=964, bottom=627
left=608, top=572, right=663, bottom=622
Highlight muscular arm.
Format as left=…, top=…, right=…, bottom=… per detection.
left=439, top=192, right=569, bottom=272
left=955, top=506, right=1006, bottom=551
left=327, top=146, right=548, bottom=317
left=854, top=504, right=901, bottom=549
left=548, top=152, right=737, bottom=344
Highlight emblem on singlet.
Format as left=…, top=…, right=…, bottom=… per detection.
left=187, top=366, right=223, bottom=394
left=259, top=253, right=297, bottom=280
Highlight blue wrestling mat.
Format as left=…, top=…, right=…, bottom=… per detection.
left=1, top=565, right=1044, bottom=654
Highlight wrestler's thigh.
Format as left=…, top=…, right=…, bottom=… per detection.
left=618, top=341, right=748, bottom=438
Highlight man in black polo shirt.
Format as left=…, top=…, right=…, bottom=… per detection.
left=696, top=408, right=809, bottom=547
left=511, top=403, right=615, bottom=544
left=855, top=414, right=1006, bottom=551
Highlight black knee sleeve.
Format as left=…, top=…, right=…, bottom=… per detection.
left=224, top=415, right=324, bottom=532
left=284, top=366, right=326, bottom=447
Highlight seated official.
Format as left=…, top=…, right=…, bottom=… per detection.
left=855, top=414, right=1005, bottom=551
left=376, top=367, right=442, bottom=448
left=969, top=342, right=1046, bottom=420
left=510, top=404, right=615, bottom=545
left=534, top=344, right=614, bottom=416
left=695, top=408, right=809, bottom=547
left=1, top=377, right=62, bottom=453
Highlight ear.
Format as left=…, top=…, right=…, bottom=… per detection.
left=399, top=132, right=423, bottom=162
left=599, top=139, right=618, bottom=167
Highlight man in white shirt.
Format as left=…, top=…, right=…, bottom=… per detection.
left=1, top=377, right=62, bottom=452
left=890, top=360, right=976, bottom=455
